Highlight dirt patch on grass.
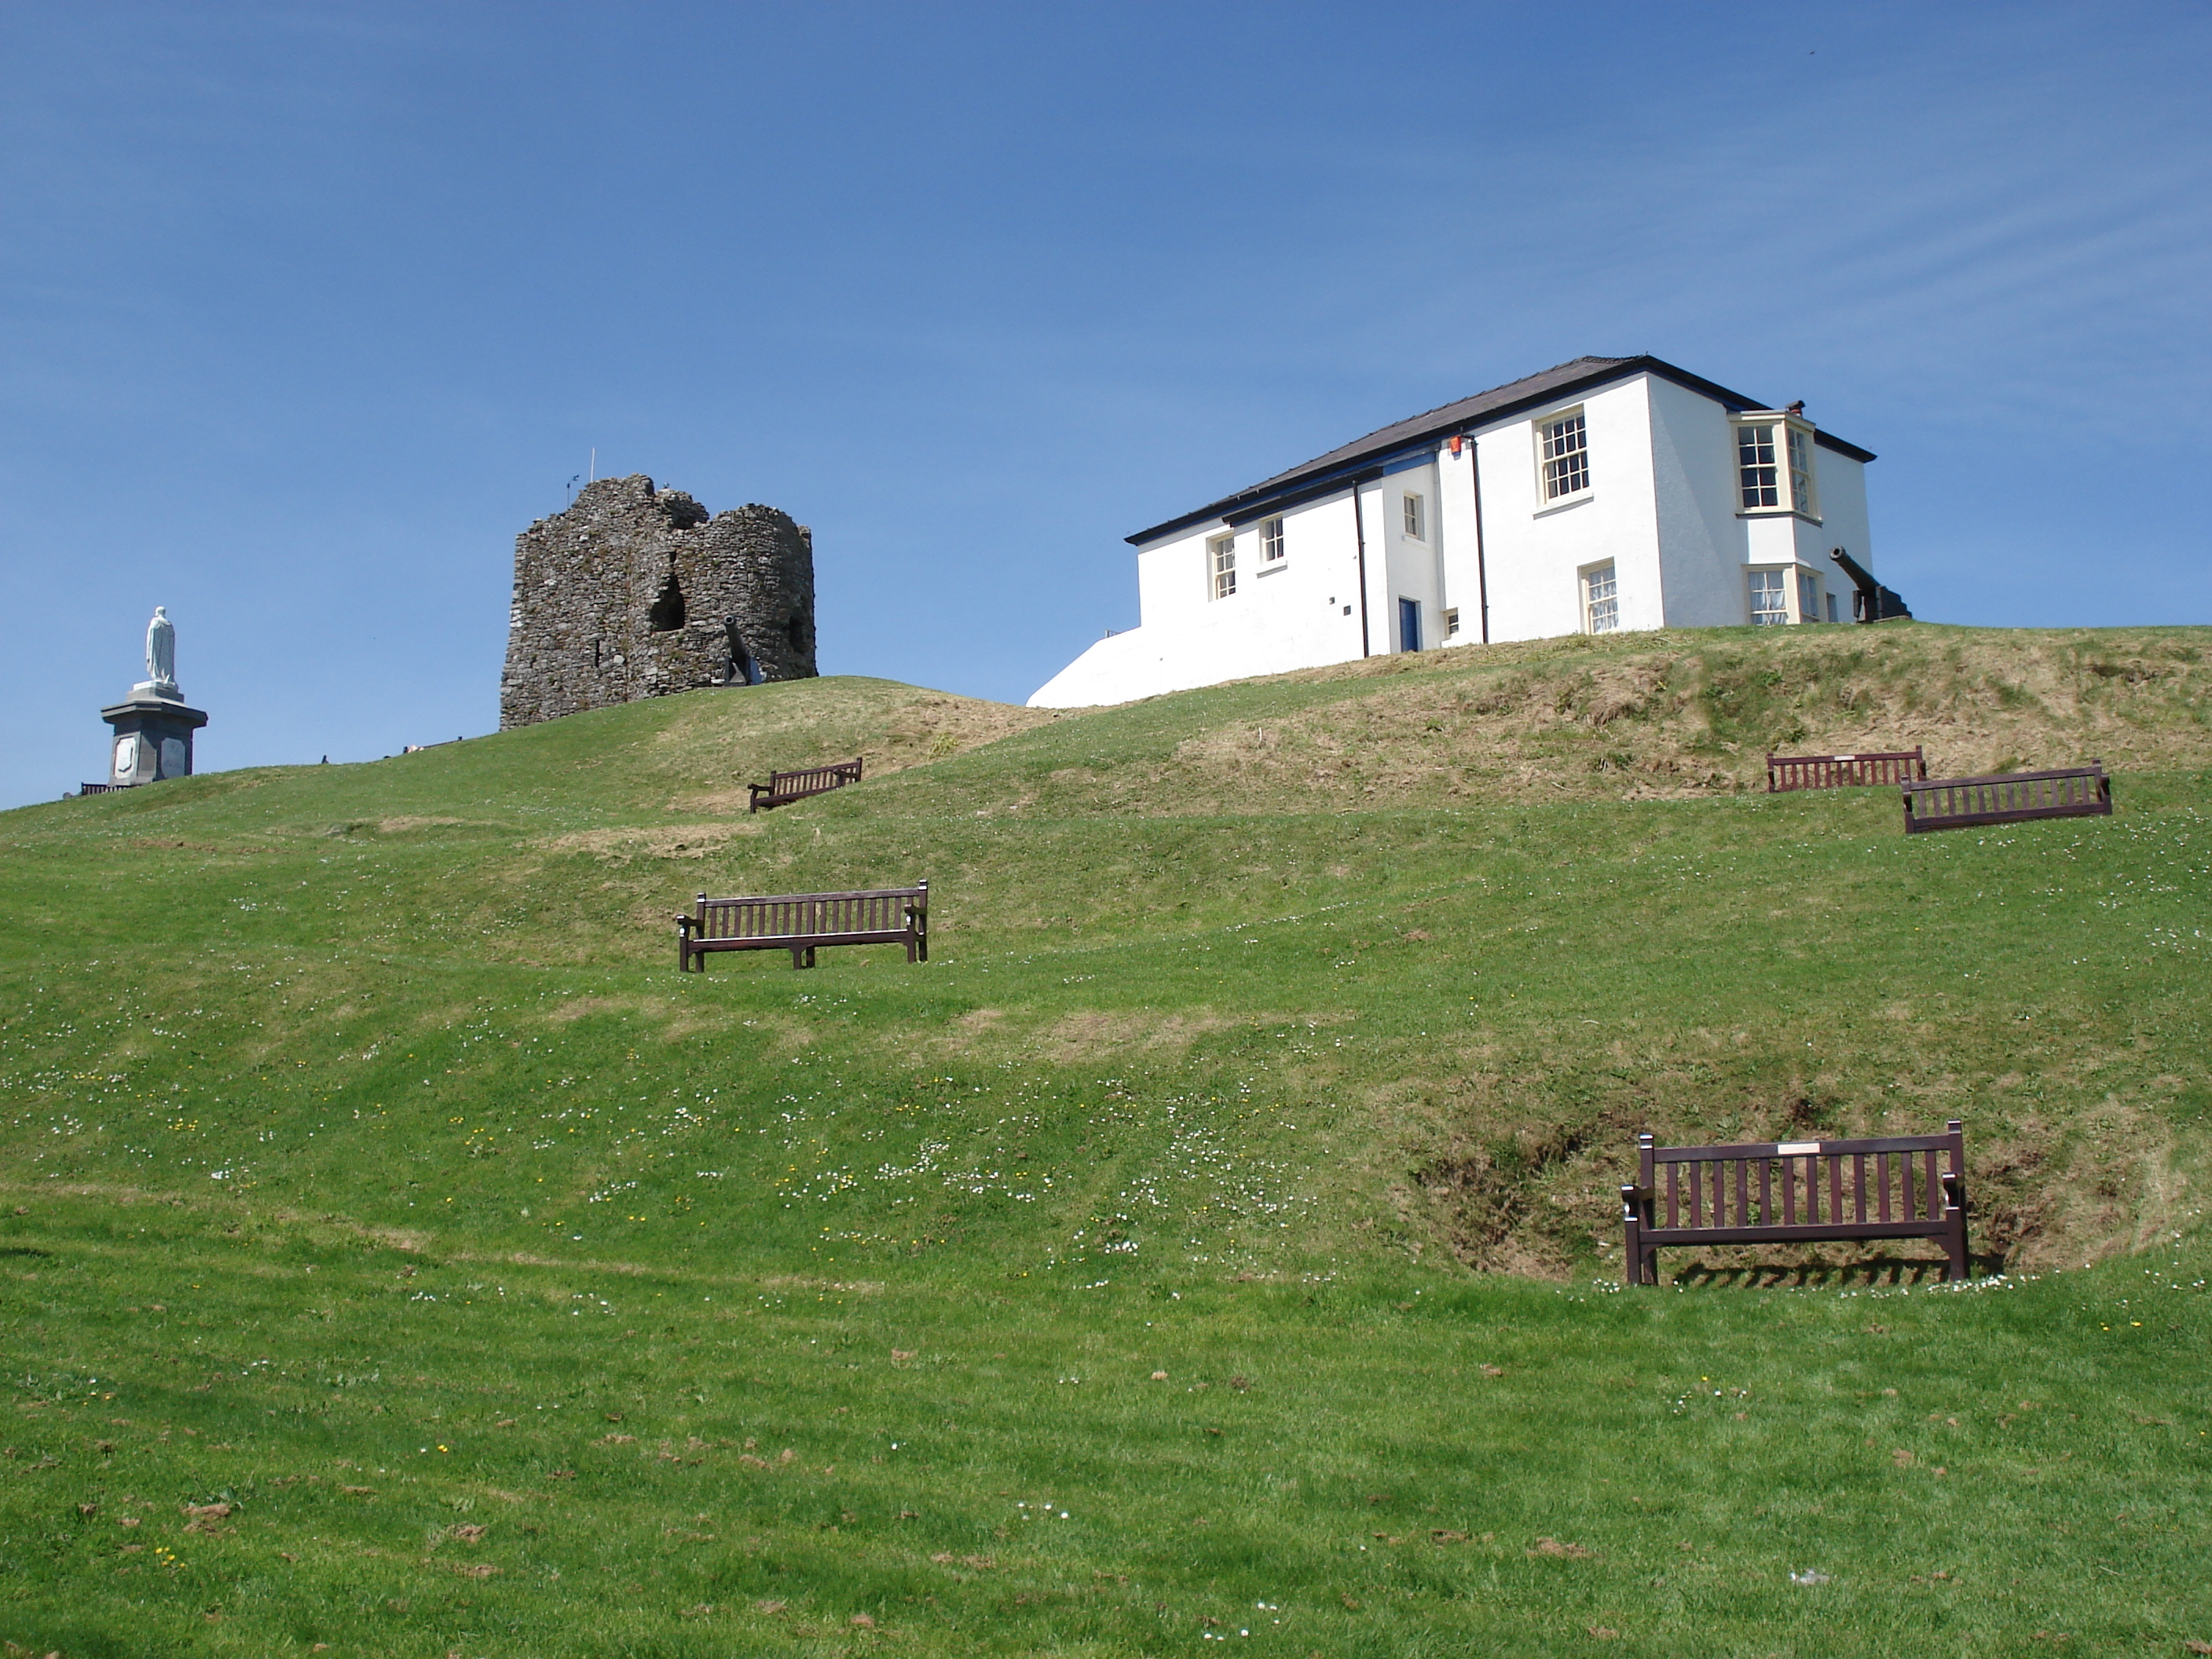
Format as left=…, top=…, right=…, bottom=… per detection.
left=540, top=823, right=764, bottom=862
left=924, top=1006, right=1352, bottom=1064
left=1035, top=1009, right=1245, bottom=1062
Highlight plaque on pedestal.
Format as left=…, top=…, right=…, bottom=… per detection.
left=101, top=694, right=209, bottom=786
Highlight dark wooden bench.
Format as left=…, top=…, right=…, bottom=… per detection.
left=1621, top=1121, right=1966, bottom=1285
left=1767, top=747, right=1925, bottom=792
left=1901, top=762, right=2110, bottom=833
left=748, top=757, right=862, bottom=813
left=676, top=881, right=927, bottom=971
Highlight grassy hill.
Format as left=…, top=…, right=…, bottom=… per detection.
left=2, top=621, right=2209, bottom=1656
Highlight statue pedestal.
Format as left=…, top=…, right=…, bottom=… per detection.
left=101, top=694, right=208, bottom=786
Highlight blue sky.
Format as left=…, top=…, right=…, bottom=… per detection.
left=2, top=2, right=2207, bottom=808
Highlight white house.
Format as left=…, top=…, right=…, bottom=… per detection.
left=1030, top=355, right=1898, bottom=709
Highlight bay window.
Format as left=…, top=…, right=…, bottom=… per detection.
left=1733, top=410, right=1821, bottom=519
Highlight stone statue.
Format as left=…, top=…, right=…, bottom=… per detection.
left=145, top=606, right=178, bottom=694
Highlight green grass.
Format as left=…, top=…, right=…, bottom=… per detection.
left=2, top=623, right=2210, bottom=1655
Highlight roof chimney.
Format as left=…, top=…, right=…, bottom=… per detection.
left=1785, top=400, right=1806, bottom=416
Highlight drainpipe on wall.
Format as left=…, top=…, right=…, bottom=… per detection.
left=1467, top=436, right=1491, bottom=644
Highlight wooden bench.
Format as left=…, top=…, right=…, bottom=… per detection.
left=1767, top=747, right=1925, bottom=792
left=676, top=881, right=927, bottom=971
left=748, top=757, right=862, bottom=813
left=1901, top=762, right=2110, bottom=833
left=1621, top=1121, right=1967, bottom=1285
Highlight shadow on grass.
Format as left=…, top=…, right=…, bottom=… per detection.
left=1666, top=1254, right=1994, bottom=1289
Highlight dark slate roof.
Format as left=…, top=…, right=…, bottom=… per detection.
left=1126, top=353, right=1877, bottom=546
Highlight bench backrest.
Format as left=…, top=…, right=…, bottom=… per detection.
left=1902, top=764, right=2109, bottom=833
left=1639, top=1122, right=1962, bottom=1231
left=767, top=759, right=862, bottom=793
left=1767, top=748, right=1925, bottom=792
left=693, top=882, right=925, bottom=943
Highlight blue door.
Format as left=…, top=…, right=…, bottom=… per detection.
left=1398, top=598, right=1422, bottom=652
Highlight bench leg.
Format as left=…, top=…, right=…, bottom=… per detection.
left=1622, top=1209, right=1639, bottom=1287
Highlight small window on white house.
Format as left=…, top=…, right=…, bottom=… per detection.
left=1584, top=562, right=1620, bottom=634
left=1442, top=606, right=1460, bottom=638
left=1787, top=427, right=1818, bottom=518
left=1826, top=591, right=1839, bottom=623
left=1540, top=412, right=1590, bottom=500
left=1402, top=493, right=1426, bottom=540
left=1210, top=534, right=1236, bottom=599
left=1260, top=517, right=1285, bottom=562
left=1749, top=569, right=1788, bottom=625
left=1798, top=573, right=1820, bottom=624
left=1738, top=424, right=1781, bottom=509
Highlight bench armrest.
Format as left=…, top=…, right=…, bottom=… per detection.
left=1620, top=1183, right=1649, bottom=1221
left=1940, top=1170, right=1964, bottom=1210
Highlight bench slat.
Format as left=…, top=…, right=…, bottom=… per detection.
left=1641, top=1218, right=1952, bottom=1246
left=1650, top=1133, right=1952, bottom=1160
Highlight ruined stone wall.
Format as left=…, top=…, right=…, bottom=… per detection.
left=499, top=474, right=817, bottom=730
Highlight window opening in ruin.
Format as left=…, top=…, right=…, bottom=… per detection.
left=786, top=614, right=807, bottom=653
left=648, top=560, right=687, bottom=632
left=723, top=616, right=760, bottom=686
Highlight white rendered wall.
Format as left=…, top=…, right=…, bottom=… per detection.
left=1378, top=460, right=1445, bottom=651
left=1434, top=440, right=1481, bottom=644
left=1807, top=448, right=1873, bottom=584
left=1647, top=374, right=1752, bottom=626
left=1470, top=376, right=1664, bottom=643
left=1030, top=489, right=1372, bottom=706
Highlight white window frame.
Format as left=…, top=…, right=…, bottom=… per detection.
left=1787, top=426, right=1819, bottom=519
left=1582, top=561, right=1620, bottom=634
left=1401, top=492, right=1426, bottom=542
left=1208, top=533, right=1236, bottom=599
left=1441, top=606, right=1460, bottom=639
left=1537, top=408, right=1591, bottom=503
left=1733, top=411, right=1821, bottom=520
left=1748, top=566, right=1789, bottom=626
left=1259, top=516, right=1285, bottom=563
left=1797, top=571, right=1820, bottom=624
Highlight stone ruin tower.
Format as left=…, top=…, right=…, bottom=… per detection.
left=499, top=474, right=817, bottom=730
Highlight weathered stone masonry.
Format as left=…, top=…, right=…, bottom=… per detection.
left=499, top=474, right=817, bottom=730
